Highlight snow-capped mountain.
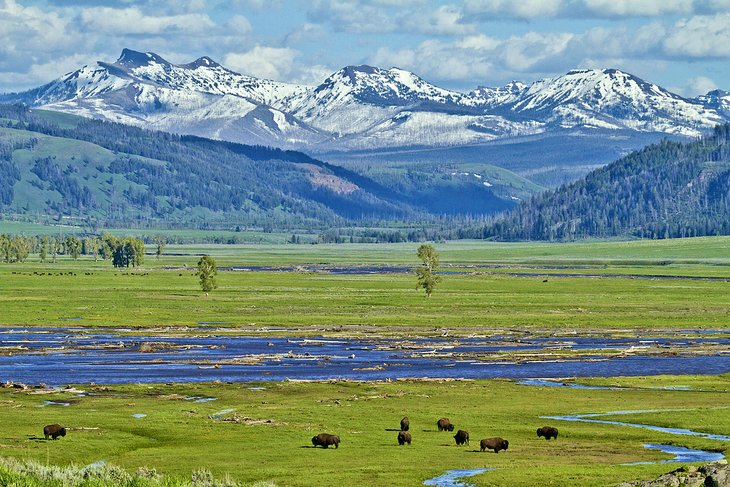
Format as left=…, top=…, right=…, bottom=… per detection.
left=507, top=69, right=723, bottom=134
left=696, top=89, right=730, bottom=118
left=3, top=49, right=323, bottom=148
left=3, top=49, right=728, bottom=152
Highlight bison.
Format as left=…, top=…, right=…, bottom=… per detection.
left=311, top=433, right=340, bottom=449
left=397, top=431, right=412, bottom=445
left=480, top=437, right=509, bottom=453
left=437, top=417, right=454, bottom=432
left=43, top=424, right=66, bottom=440
left=453, top=429, right=469, bottom=446
left=400, top=416, right=410, bottom=431
left=537, top=426, right=559, bottom=440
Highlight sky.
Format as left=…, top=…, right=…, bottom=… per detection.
left=1, top=0, right=730, bottom=96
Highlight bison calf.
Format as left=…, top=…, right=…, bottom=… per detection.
left=43, top=424, right=66, bottom=440
left=537, top=426, right=559, bottom=440
left=437, top=417, right=454, bottom=432
left=397, top=431, right=412, bottom=445
left=480, top=437, right=509, bottom=453
left=400, top=416, right=410, bottom=431
left=311, top=433, right=340, bottom=449
left=453, top=429, right=469, bottom=446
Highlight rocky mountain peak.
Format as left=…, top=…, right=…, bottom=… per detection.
left=116, top=48, right=170, bottom=69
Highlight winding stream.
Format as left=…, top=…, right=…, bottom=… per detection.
left=543, top=409, right=730, bottom=442
left=422, top=409, right=729, bottom=487
left=423, top=468, right=493, bottom=487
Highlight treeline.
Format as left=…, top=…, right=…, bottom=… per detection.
left=0, top=233, right=144, bottom=267
left=477, top=124, right=730, bottom=240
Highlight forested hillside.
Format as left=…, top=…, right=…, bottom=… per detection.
left=0, top=105, right=528, bottom=230
left=482, top=124, right=730, bottom=240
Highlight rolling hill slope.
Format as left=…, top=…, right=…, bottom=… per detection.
left=0, top=105, right=536, bottom=227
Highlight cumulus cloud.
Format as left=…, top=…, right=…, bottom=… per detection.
left=224, top=45, right=299, bottom=80
left=78, top=7, right=215, bottom=35
left=225, top=14, right=252, bottom=35
left=581, top=0, right=694, bottom=17
left=308, top=0, right=473, bottom=35
left=677, top=76, right=719, bottom=96
left=663, top=13, right=730, bottom=57
left=284, top=23, right=327, bottom=45
left=308, top=0, right=398, bottom=33
left=463, top=0, right=563, bottom=19
left=403, top=5, right=476, bottom=35
left=464, top=0, right=729, bottom=19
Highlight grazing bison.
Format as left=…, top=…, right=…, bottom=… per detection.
left=453, top=429, right=469, bottom=446
left=397, top=431, right=412, bottom=445
left=43, top=424, right=66, bottom=440
left=400, top=416, right=410, bottom=431
left=311, top=433, right=340, bottom=449
left=480, top=437, right=509, bottom=453
left=537, top=426, right=559, bottom=440
left=437, top=418, right=454, bottom=432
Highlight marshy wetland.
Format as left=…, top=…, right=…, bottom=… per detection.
left=0, top=238, right=729, bottom=486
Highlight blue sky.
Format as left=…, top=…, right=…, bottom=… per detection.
left=1, top=0, right=729, bottom=96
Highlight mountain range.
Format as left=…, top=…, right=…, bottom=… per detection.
left=3, top=49, right=728, bottom=158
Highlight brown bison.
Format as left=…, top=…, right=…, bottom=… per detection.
left=43, top=424, right=66, bottom=440
left=311, top=433, right=340, bottom=449
left=397, top=431, right=412, bottom=445
left=537, top=426, right=559, bottom=440
left=437, top=417, right=454, bottom=431
left=453, top=429, right=469, bottom=446
left=400, top=416, right=410, bottom=431
left=480, top=437, right=509, bottom=453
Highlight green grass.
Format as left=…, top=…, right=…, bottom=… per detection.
left=1, top=237, right=730, bottom=331
left=2, top=260, right=730, bottom=330
left=0, top=377, right=727, bottom=486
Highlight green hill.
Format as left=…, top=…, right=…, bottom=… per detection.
left=481, top=124, right=730, bottom=240
left=0, top=105, right=538, bottom=230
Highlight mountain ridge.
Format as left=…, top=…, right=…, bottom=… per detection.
left=3, top=48, right=728, bottom=156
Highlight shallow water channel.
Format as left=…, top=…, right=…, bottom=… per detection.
left=1, top=327, right=729, bottom=385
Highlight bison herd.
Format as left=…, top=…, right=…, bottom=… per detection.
left=312, top=418, right=559, bottom=453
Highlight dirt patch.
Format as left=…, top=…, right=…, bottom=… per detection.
left=214, top=413, right=281, bottom=426
left=303, top=164, right=358, bottom=194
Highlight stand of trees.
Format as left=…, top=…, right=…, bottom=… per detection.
left=479, top=124, right=730, bottom=241
left=0, top=233, right=143, bottom=267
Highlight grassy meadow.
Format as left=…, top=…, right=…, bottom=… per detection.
left=0, top=377, right=728, bottom=486
left=1, top=237, right=730, bottom=331
left=1, top=236, right=729, bottom=485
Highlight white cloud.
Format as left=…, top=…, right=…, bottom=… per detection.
left=225, top=15, right=252, bottom=35
left=680, top=76, right=719, bottom=96
left=457, top=34, right=501, bottom=51
left=403, top=5, right=475, bottom=35
left=464, top=0, right=728, bottom=19
left=284, top=23, right=327, bottom=44
left=663, top=13, right=730, bottom=57
left=308, top=0, right=472, bottom=35
left=78, top=7, right=215, bottom=35
left=463, top=0, right=563, bottom=19
left=581, top=0, right=693, bottom=17
left=500, top=32, right=574, bottom=71
left=308, top=0, right=398, bottom=33
left=224, top=45, right=299, bottom=80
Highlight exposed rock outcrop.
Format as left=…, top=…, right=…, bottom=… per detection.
left=617, top=462, right=728, bottom=487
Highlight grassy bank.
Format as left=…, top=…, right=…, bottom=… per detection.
left=0, top=377, right=727, bottom=486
